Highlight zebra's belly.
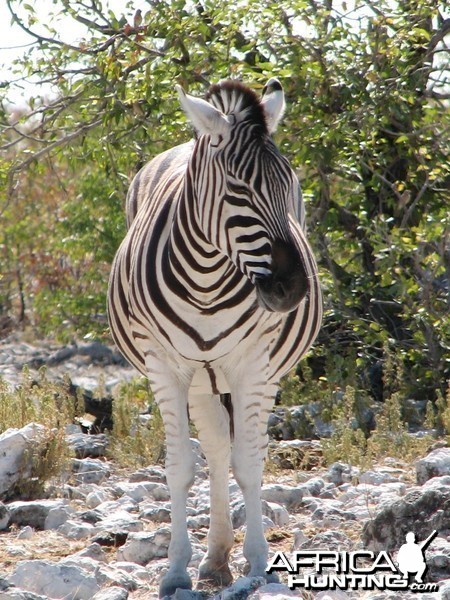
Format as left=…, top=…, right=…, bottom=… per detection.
left=139, top=307, right=284, bottom=396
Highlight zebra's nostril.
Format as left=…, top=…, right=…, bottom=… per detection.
left=274, top=281, right=287, bottom=298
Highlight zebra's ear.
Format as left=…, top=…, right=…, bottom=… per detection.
left=176, top=85, right=232, bottom=136
left=261, top=78, right=285, bottom=133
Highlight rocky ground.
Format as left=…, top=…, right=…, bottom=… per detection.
left=0, top=336, right=449, bottom=600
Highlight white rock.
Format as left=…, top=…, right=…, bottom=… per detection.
left=347, top=504, right=371, bottom=520
left=67, top=433, right=108, bottom=458
left=139, top=502, right=171, bottom=523
left=111, top=561, right=152, bottom=583
left=86, top=488, right=114, bottom=508
left=315, top=592, right=350, bottom=599
left=91, top=587, right=129, bottom=600
left=95, top=509, right=143, bottom=533
left=65, top=423, right=82, bottom=435
left=266, top=502, right=290, bottom=527
left=189, top=482, right=211, bottom=512
left=311, top=505, right=354, bottom=527
left=59, top=555, right=98, bottom=574
left=440, top=579, right=450, bottom=600
left=187, top=514, right=210, bottom=529
left=8, top=559, right=100, bottom=599
left=116, top=528, right=171, bottom=565
left=219, top=576, right=266, bottom=599
left=261, top=484, right=304, bottom=508
left=61, top=557, right=136, bottom=590
left=326, top=462, right=359, bottom=486
left=112, top=482, right=152, bottom=502
left=129, top=465, right=166, bottom=483
left=112, top=481, right=170, bottom=502
left=58, top=519, right=95, bottom=540
left=171, top=590, right=201, bottom=600
left=0, top=590, right=47, bottom=599
left=0, top=502, right=10, bottom=530
left=231, top=499, right=280, bottom=530
left=422, top=475, right=450, bottom=491
left=355, top=481, right=406, bottom=502
left=94, top=563, right=137, bottom=590
left=63, top=483, right=92, bottom=501
left=0, top=423, right=46, bottom=496
left=262, top=515, right=275, bottom=531
left=44, top=504, right=75, bottom=530
left=293, top=528, right=308, bottom=549
left=8, top=500, right=66, bottom=529
left=303, top=497, right=344, bottom=513
left=416, top=448, right=450, bottom=484
left=95, top=497, right=137, bottom=515
left=248, top=582, right=300, bottom=598
left=359, top=470, right=398, bottom=485
left=301, top=477, right=326, bottom=496
left=71, top=542, right=107, bottom=562
left=337, top=485, right=359, bottom=503
left=72, top=458, right=111, bottom=484
left=17, top=525, right=34, bottom=540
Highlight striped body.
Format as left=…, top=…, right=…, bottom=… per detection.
left=109, top=144, right=321, bottom=394
left=108, top=80, right=322, bottom=596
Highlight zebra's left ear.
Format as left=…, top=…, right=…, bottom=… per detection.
left=176, top=85, right=232, bottom=136
left=261, top=78, right=285, bottom=133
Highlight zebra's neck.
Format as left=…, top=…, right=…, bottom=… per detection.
left=166, top=170, right=253, bottom=310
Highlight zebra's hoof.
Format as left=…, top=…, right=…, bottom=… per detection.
left=265, top=571, right=280, bottom=583
left=197, top=560, right=233, bottom=588
left=244, top=563, right=280, bottom=584
left=159, top=571, right=192, bottom=598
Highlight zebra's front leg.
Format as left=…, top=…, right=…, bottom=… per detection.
left=230, top=379, right=278, bottom=581
left=147, top=364, right=196, bottom=598
left=188, top=393, right=234, bottom=588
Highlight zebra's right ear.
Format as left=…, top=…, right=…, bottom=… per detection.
left=261, top=78, right=285, bottom=133
left=176, top=85, right=232, bottom=137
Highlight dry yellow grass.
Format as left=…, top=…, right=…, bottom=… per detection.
left=0, top=529, right=88, bottom=573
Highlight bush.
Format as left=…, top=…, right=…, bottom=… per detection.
left=1, top=0, right=448, bottom=405
left=109, top=378, right=166, bottom=467
left=0, top=369, right=79, bottom=497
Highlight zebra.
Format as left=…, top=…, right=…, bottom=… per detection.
left=107, top=78, right=322, bottom=597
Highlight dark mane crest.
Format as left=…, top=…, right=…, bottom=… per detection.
left=205, top=81, right=267, bottom=130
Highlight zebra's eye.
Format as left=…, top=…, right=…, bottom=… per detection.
left=227, top=179, right=251, bottom=196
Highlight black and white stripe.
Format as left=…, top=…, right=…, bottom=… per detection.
left=107, top=79, right=322, bottom=597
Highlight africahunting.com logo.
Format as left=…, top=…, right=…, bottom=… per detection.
left=267, top=530, right=440, bottom=593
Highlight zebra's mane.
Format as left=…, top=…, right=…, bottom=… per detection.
left=205, top=81, right=267, bottom=131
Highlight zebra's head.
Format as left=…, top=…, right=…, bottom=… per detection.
left=176, top=79, right=308, bottom=313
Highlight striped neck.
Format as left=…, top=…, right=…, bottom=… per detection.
left=166, top=165, right=254, bottom=310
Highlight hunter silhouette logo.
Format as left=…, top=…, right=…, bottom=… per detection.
left=267, top=529, right=440, bottom=593
left=397, top=530, right=438, bottom=583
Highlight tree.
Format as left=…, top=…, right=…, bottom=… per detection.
left=1, top=0, right=449, bottom=398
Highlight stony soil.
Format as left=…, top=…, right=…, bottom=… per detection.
left=0, top=336, right=449, bottom=600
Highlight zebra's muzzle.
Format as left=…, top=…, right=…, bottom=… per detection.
left=255, top=239, right=308, bottom=313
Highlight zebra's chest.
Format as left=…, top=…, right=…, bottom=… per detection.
left=127, top=202, right=277, bottom=362
left=130, top=275, right=275, bottom=362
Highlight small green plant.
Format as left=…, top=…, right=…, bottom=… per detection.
left=279, top=366, right=326, bottom=407
left=0, top=367, right=82, bottom=432
left=16, top=425, right=70, bottom=499
left=424, top=399, right=436, bottom=430
left=435, top=382, right=450, bottom=437
left=322, top=386, right=369, bottom=469
left=0, top=368, right=78, bottom=498
left=366, top=392, right=412, bottom=460
left=109, top=378, right=166, bottom=467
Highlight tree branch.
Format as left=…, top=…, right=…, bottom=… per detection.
left=6, top=0, right=86, bottom=52
left=3, top=116, right=103, bottom=216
